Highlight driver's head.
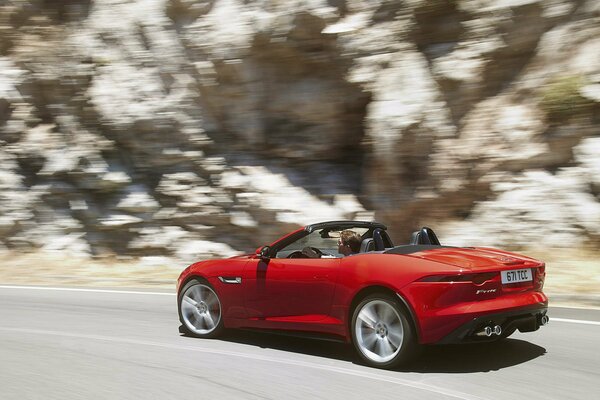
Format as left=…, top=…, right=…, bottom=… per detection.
left=338, top=230, right=361, bottom=256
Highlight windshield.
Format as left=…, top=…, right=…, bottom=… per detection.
left=275, top=227, right=370, bottom=258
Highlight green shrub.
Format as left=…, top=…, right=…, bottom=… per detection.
left=539, top=75, right=594, bottom=123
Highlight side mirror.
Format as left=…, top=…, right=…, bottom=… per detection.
left=256, top=246, right=271, bottom=259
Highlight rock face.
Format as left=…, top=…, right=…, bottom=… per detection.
left=0, top=0, right=599, bottom=263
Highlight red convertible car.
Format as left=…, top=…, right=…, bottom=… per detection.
left=177, top=221, right=548, bottom=369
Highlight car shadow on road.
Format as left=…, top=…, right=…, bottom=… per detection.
left=402, top=339, right=547, bottom=373
left=216, top=329, right=356, bottom=362
left=210, top=330, right=546, bottom=373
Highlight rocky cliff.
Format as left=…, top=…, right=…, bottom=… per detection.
left=0, top=0, right=599, bottom=263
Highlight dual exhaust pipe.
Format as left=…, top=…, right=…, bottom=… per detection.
left=475, top=314, right=549, bottom=338
left=475, top=325, right=503, bottom=337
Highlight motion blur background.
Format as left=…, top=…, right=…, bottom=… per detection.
left=0, top=0, right=598, bottom=298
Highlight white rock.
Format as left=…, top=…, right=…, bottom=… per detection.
left=440, top=169, right=600, bottom=248
left=41, top=233, right=92, bottom=258
left=574, top=137, right=600, bottom=184
left=175, top=240, right=242, bottom=262
left=128, top=226, right=189, bottom=250
left=226, top=166, right=367, bottom=226
left=101, top=171, right=132, bottom=187
left=322, top=12, right=369, bottom=34
left=138, top=256, right=177, bottom=268
left=580, top=84, right=600, bottom=103
left=230, top=211, right=258, bottom=228
left=115, top=185, right=160, bottom=213
left=0, top=57, right=24, bottom=103
left=99, top=214, right=144, bottom=228
left=571, top=38, right=600, bottom=76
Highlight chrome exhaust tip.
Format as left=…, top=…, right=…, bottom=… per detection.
left=493, top=325, right=502, bottom=335
left=475, top=326, right=494, bottom=337
left=540, top=314, right=549, bottom=326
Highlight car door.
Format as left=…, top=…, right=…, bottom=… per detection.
left=242, top=257, right=341, bottom=323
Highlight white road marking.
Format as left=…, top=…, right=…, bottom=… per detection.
left=550, top=318, right=600, bottom=326
left=2, top=285, right=599, bottom=326
left=0, top=327, right=486, bottom=400
left=0, top=285, right=175, bottom=296
left=550, top=304, right=600, bottom=311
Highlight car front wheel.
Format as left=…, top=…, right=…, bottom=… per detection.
left=351, top=294, right=417, bottom=369
left=179, top=279, right=224, bottom=338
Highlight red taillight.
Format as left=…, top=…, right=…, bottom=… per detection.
left=472, top=272, right=497, bottom=284
left=418, top=272, right=497, bottom=284
left=535, top=265, right=546, bottom=290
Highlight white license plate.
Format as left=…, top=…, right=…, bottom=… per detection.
left=501, top=269, right=532, bottom=284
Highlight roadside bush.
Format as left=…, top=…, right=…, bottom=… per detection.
left=539, top=75, right=594, bottom=123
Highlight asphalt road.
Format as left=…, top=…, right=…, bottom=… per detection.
left=0, top=286, right=598, bottom=400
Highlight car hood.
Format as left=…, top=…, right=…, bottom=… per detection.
left=403, top=246, right=541, bottom=271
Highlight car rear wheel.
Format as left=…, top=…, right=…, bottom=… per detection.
left=351, top=294, right=417, bottom=369
left=179, top=279, right=224, bottom=338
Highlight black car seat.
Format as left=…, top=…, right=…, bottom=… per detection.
left=372, top=228, right=386, bottom=251
left=410, top=231, right=421, bottom=245
left=410, top=227, right=441, bottom=245
left=360, top=238, right=375, bottom=253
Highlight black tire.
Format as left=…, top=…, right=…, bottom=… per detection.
left=351, top=294, right=418, bottom=369
left=178, top=279, right=224, bottom=338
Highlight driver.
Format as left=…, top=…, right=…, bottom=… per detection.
left=338, top=230, right=361, bottom=256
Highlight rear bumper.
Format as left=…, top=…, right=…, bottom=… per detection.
left=436, top=302, right=548, bottom=344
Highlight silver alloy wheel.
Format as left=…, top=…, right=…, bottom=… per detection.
left=180, top=283, right=222, bottom=335
left=354, top=299, right=404, bottom=363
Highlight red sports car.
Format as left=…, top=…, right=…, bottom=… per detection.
left=177, top=221, right=548, bottom=369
